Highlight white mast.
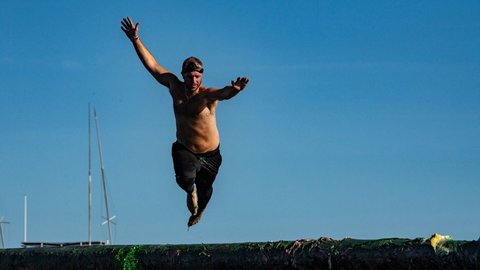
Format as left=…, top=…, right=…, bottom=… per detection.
left=24, top=196, right=27, bottom=243
left=93, top=107, right=115, bottom=244
left=0, top=216, right=10, bottom=248
left=88, top=103, right=93, bottom=245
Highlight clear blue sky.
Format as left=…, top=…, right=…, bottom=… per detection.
left=1, top=1, right=479, bottom=248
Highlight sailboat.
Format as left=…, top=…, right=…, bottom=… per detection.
left=22, top=104, right=116, bottom=248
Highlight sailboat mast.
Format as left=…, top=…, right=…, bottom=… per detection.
left=88, top=103, right=92, bottom=245
left=0, top=217, right=9, bottom=248
left=93, top=107, right=113, bottom=244
left=24, top=196, right=27, bottom=243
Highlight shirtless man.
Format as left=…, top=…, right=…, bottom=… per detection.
left=121, top=17, right=249, bottom=227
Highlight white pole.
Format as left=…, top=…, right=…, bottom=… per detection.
left=0, top=217, right=9, bottom=248
left=94, top=107, right=113, bottom=244
left=88, top=103, right=92, bottom=245
left=24, top=196, right=27, bottom=243
left=0, top=224, right=3, bottom=248
left=0, top=220, right=4, bottom=248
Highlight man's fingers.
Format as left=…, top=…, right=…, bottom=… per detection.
left=121, top=17, right=136, bottom=29
left=121, top=20, right=129, bottom=30
left=231, top=77, right=249, bottom=90
left=135, top=22, right=140, bottom=32
left=238, top=77, right=247, bottom=84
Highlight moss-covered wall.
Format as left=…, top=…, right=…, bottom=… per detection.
left=1, top=237, right=479, bottom=270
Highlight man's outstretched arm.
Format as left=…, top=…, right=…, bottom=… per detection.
left=121, top=17, right=179, bottom=88
left=204, top=77, right=250, bottom=101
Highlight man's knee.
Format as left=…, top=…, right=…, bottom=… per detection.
left=176, top=176, right=195, bottom=193
left=196, top=171, right=217, bottom=188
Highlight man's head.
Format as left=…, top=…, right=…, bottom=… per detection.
left=182, top=57, right=204, bottom=92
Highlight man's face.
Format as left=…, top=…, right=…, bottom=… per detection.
left=183, top=71, right=203, bottom=91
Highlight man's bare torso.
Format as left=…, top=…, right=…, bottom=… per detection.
left=170, top=84, right=220, bottom=154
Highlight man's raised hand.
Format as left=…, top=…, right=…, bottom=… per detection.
left=231, top=77, right=249, bottom=91
left=121, top=17, right=139, bottom=42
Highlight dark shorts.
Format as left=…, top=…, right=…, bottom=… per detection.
left=171, top=141, right=222, bottom=194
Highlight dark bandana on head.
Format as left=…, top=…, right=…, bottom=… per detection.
left=182, top=62, right=204, bottom=74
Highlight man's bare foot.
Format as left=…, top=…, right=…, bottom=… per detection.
left=188, top=209, right=204, bottom=227
left=187, top=185, right=198, bottom=215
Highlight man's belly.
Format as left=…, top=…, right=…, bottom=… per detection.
left=174, top=105, right=220, bottom=153
left=176, top=126, right=220, bottom=154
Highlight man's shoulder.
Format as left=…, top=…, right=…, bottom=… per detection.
left=169, top=81, right=185, bottom=94
left=198, top=85, right=209, bottom=93
left=170, top=79, right=185, bottom=89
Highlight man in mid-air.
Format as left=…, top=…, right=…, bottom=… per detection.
left=121, top=17, right=249, bottom=227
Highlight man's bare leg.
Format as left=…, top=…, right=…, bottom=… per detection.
left=187, top=182, right=213, bottom=227
left=186, top=184, right=198, bottom=216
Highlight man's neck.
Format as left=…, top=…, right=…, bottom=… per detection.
left=184, top=86, right=200, bottom=99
